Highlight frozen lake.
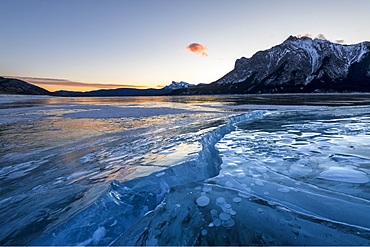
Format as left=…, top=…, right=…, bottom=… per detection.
left=1, top=94, right=370, bottom=245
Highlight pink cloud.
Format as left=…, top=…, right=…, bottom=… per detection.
left=186, top=43, right=209, bottom=57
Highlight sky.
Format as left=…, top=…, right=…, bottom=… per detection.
left=1, top=0, right=370, bottom=92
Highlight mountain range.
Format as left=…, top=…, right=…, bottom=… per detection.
left=3, top=36, right=370, bottom=96
left=55, top=81, right=194, bottom=96
left=171, top=36, right=370, bottom=95
left=0, top=78, right=194, bottom=96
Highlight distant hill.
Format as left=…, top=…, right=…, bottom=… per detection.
left=170, top=36, right=370, bottom=95
left=56, top=88, right=169, bottom=96
left=0, top=77, right=52, bottom=95
left=55, top=81, right=195, bottom=96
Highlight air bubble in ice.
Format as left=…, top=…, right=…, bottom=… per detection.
left=196, top=196, right=210, bottom=207
left=155, top=172, right=165, bottom=177
left=210, top=209, right=218, bottom=215
left=223, top=208, right=232, bottom=214
left=219, top=212, right=231, bottom=221
left=213, top=218, right=222, bottom=227
left=225, top=181, right=234, bottom=187
left=277, top=188, right=290, bottom=193
left=201, top=229, right=208, bottom=235
left=232, top=197, right=242, bottom=203
left=203, top=185, right=212, bottom=192
left=257, top=208, right=264, bottom=213
left=238, top=192, right=251, bottom=198
left=255, top=180, right=264, bottom=186
left=216, top=197, right=225, bottom=204
left=222, top=219, right=235, bottom=227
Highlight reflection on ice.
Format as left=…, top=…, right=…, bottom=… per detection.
left=1, top=95, right=234, bottom=245
left=2, top=95, right=370, bottom=245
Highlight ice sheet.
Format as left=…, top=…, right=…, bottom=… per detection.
left=114, top=107, right=370, bottom=246
left=2, top=95, right=370, bottom=246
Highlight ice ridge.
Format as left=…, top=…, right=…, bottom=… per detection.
left=31, top=110, right=269, bottom=246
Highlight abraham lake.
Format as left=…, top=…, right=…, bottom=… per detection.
left=1, top=94, right=370, bottom=246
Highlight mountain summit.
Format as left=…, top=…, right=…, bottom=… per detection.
left=162, top=81, right=194, bottom=91
left=172, top=36, right=370, bottom=94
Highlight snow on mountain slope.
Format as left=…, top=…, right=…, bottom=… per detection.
left=173, top=36, right=370, bottom=95
left=162, top=81, right=195, bottom=91
left=217, top=36, right=370, bottom=87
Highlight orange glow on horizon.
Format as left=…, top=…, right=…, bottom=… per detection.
left=32, top=83, right=157, bottom=92
left=10, top=76, right=160, bottom=92
left=32, top=84, right=142, bottom=92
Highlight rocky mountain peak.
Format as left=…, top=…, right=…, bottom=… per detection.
left=171, top=36, right=370, bottom=95
left=162, top=81, right=195, bottom=91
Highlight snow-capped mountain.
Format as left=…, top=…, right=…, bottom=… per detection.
left=173, top=36, right=370, bottom=94
left=162, top=81, right=195, bottom=91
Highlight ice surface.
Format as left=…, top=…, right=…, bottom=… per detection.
left=114, top=106, right=370, bottom=246
left=0, top=94, right=54, bottom=103
left=318, top=167, right=369, bottom=183
left=62, top=105, right=200, bottom=118
left=2, top=95, right=370, bottom=246
left=0, top=96, right=232, bottom=245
